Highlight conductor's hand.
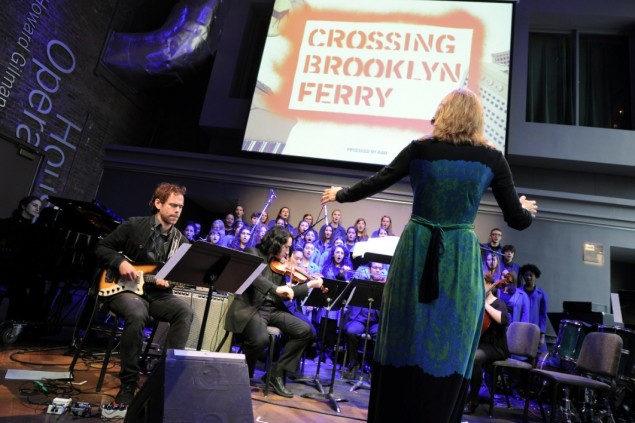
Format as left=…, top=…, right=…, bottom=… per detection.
left=519, top=195, right=538, bottom=218
left=276, top=285, right=294, bottom=301
left=118, top=261, right=138, bottom=282
left=321, top=187, right=343, bottom=205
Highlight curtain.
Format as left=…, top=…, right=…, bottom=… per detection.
left=579, top=34, right=632, bottom=129
left=526, top=32, right=631, bottom=130
left=526, top=33, right=574, bottom=125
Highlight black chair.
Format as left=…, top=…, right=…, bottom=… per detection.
left=230, top=325, right=284, bottom=397
left=262, top=326, right=283, bottom=397
left=488, top=322, right=541, bottom=417
left=68, top=278, right=159, bottom=392
left=522, top=331, right=623, bottom=423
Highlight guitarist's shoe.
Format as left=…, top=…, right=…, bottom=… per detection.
left=114, top=383, right=137, bottom=405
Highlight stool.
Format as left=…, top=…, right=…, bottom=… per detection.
left=263, top=326, right=283, bottom=397
left=68, top=297, right=158, bottom=392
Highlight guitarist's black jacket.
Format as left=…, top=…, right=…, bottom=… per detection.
left=94, top=215, right=187, bottom=294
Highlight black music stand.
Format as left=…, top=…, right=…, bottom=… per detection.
left=344, top=279, right=384, bottom=391
left=292, top=278, right=349, bottom=394
left=302, top=279, right=359, bottom=413
left=156, top=241, right=265, bottom=351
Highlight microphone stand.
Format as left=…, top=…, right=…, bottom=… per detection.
left=349, top=297, right=374, bottom=391
left=291, top=206, right=329, bottom=251
left=293, top=214, right=327, bottom=243
left=290, top=296, right=332, bottom=394
left=342, top=279, right=384, bottom=392
left=479, top=245, right=504, bottom=257
left=302, top=279, right=358, bottom=413
left=247, top=188, right=276, bottom=248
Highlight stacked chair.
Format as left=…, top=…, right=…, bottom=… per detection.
left=522, top=331, right=623, bottom=422
left=487, top=321, right=541, bottom=417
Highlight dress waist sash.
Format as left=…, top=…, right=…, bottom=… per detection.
left=410, top=215, right=473, bottom=303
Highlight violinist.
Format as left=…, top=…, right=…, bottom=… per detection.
left=463, top=273, right=510, bottom=415
left=224, top=226, right=325, bottom=398
left=282, top=249, right=319, bottom=337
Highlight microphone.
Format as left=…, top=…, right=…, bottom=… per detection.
left=324, top=204, right=329, bottom=226
left=479, top=245, right=503, bottom=256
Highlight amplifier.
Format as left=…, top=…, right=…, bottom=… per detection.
left=172, top=288, right=233, bottom=353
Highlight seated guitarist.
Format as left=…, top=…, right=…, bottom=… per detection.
left=463, top=272, right=510, bottom=415
left=94, top=182, right=194, bottom=406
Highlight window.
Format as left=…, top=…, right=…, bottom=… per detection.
left=526, top=32, right=632, bottom=130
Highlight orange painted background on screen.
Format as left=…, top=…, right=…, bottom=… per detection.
left=264, top=6, right=486, bottom=132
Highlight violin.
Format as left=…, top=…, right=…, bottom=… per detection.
left=269, top=260, right=313, bottom=284
left=480, top=272, right=512, bottom=335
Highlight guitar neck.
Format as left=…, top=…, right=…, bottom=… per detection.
left=145, top=274, right=195, bottom=290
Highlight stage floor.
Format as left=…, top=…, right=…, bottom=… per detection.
left=0, top=325, right=626, bottom=422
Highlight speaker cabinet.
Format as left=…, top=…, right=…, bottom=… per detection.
left=172, top=288, right=233, bottom=352
left=125, top=349, right=253, bottom=423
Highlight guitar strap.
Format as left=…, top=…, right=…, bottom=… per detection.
left=149, top=224, right=184, bottom=264
left=166, top=230, right=184, bottom=260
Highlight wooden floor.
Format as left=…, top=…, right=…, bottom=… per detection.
left=0, top=325, right=374, bottom=423
left=1, top=323, right=628, bottom=423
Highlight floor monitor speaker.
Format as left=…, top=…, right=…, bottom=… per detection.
left=125, top=349, right=253, bottom=423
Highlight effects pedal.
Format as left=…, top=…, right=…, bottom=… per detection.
left=46, top=397, right=72, bottom=415
left=71, top=401, right=91, bottom=417
left=100, top=402, right=128, bottom=419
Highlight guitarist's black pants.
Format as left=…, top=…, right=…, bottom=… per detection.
left=241, top=304, right=314, bottom=378
left=106, top=289, right=194, bottom=385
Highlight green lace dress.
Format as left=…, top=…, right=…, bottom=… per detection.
left=336, top=139, right=533, bottom=423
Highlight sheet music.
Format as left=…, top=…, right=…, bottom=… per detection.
left=155, top=242, right=266, bottom=294
left=352, top=236, right=399, bottom=259
left=611, top=293, right=623, bottom=324
left=156, top=243, right=191, bottom=280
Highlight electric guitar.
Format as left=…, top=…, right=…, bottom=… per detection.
left=97, top=263, right=190, bottom=297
